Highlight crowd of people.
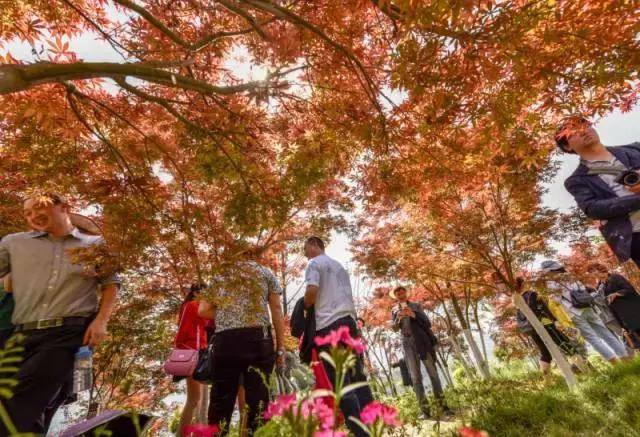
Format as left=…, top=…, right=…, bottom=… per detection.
left=0, top=194, right=374, bottom=436
left=0, top=115, right=639, bottom=436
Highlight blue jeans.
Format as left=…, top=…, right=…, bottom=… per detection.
left=571, top=308, right=627, bottom=360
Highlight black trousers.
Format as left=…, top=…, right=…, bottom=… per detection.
left=208, top=327, right=275, bottom=436
left=1, top=325, right=85, bottom=436
left=529, top=324, right=578, bottom=364
left=315, top=316, right=374, bottom=437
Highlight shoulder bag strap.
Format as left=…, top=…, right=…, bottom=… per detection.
left=175, top=302, right=188, bottom=348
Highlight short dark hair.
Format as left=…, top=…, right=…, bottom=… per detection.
left=393, top=286, right=407, bottom=294
left=554, top=116, right=590, bottom=154
left=515, top=277, right=525, bottom=290
left=305, top=236, right=325, bottom=250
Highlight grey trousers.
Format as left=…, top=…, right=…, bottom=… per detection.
left=402, top=336, right=444, bottom=413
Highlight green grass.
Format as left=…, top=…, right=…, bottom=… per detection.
left=446, top=357, right=640, bottom=437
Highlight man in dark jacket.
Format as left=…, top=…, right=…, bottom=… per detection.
left=587, top=264, right=640, bottom=348
left=390, top=286, right=448, bottom=417
left=557, top=115, right=640, bottom=265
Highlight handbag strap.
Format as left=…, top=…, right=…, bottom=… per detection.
left=175, top=302, right=190, bottom=348
left=175, top=301, right=203, bottom=350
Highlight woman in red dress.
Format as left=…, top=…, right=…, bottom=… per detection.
left=175, top=283, right=208, bottom=436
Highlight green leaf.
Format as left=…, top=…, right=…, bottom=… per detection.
left=318, top=351, right=336, bottom=369
left=349, top=417, right=371, bottom=436
left=340, top=381, right=370, bottom=397
left=310, top=389, right=334, bottom=399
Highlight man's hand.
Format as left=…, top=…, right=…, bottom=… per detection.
left=401, top=307, right=415, bottom=318
left=84, top=317, right=108, bottom=347
left=607, top=292, right=623, bottom=304
left=276, top=351, right=285, bottom=369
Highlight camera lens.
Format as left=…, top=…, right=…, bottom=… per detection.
left=623, top=172, right=640, bottom=186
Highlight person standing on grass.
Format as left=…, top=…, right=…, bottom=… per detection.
left=0, top=193, right=120, bottom=435
left=174, top=283, right=209, bottom=437
left=199, top=244, right=286, bottom=436
left=390, top=285, right=450, bottom=418
left=514, top=277, right=587, bottom=374
left=541, top=260, right=628, bottom=363
left=302, top=236, right=373, bottom=437
left=587, top=263, right=640, bottom=352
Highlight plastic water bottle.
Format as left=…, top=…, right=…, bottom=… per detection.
left=72, top=346, right=93, bottom=394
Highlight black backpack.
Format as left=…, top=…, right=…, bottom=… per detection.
left=564, top=285, right=595, bottom=309
left=516, top=292, right=534, bottom=334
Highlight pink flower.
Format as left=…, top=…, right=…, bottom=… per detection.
left=314, top=431, right=347, bottom=437
left=183, top=423, right=220, bottom=437
left=315, top=326, right=367, bottom=354
left=343, top=336, right=366, bottom=354
left=360, top=401, right=401, bottom=427
left=459, top=427, right=489, bottom=437
left=264, top=393, right=297, bottom=420
left=304, top=398, right=334, bottom=430
left=315, top=326, right=351, bottom=349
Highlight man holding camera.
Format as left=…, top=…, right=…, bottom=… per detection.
left=557, top=116, right=640, bottom=266
left=390, top=286, right=448, bottom=418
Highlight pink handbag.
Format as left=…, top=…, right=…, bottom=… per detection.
left=163, top=304, right=201, bottom=377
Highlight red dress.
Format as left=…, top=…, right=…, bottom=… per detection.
left=174, top=301, right=207, bottom=350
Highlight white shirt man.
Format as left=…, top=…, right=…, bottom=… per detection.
left=304, top=251, right=356, bottom=330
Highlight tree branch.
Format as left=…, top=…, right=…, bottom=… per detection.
left=217, top=0, right=268, bottom=40
left=239, top=0, right=382, bottom=111
left=113, top=0, right=270, bottom=51
left=0, top=61, right=269, bottom=95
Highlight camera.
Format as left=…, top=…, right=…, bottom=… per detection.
left=615, top=170, right=640, bottom=187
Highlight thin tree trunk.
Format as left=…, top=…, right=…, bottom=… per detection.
left=451, top=296, right=491, bottom=378
left=473, top=300, right=489, bottom=363
left=441, top=303, right=475, bottom=379
left=512, top=294, right=576, bottom=388
left=279, top=251, right=288, bottom=315
left=448, top=331, right=475, bottom=379
left=381, top=344, right=399, bottom=396
left=435, top=349, right=453, bottom=386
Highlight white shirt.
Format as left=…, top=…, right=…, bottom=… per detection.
left=546, top=279, right=587, bottom=317
left=304, top=253, right=356, bottom=330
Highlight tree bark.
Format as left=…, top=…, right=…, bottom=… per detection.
left=473, top=299, right=490, bottom=363
left=450, top=296, right=491, bottom=378
left=0, top=62, right=266, bottom=95
left=435, top=349, right=453, bottom=386
left=512, top=293, right=576, bottom=388
left=448, top=331, right=475, bottom=379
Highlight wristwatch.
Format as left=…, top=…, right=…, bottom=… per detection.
left=276, top=349, right=285, bottom=357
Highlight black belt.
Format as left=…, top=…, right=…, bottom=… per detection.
left=14, top=316, right=90, bottom=333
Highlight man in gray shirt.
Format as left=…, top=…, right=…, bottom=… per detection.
left=0, top=193, right=120, bottom=434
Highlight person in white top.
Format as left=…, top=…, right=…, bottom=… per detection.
left=540, top=260, right=627, bottom=363
left=303, top=236, right=372, bottom=437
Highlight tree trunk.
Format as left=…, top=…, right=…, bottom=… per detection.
left=512, top=294, right=576, bottom=388
left=280, top=251, right=288, bottom=315
left=448, top=332, right=475, bottom=379
left=472, top=300, right=489, bottom=363
left=451, top=296, right=491, bottom=378
left=381, top=345, right=399, bottom=396
left=435, top=349, right=453, bottom=386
